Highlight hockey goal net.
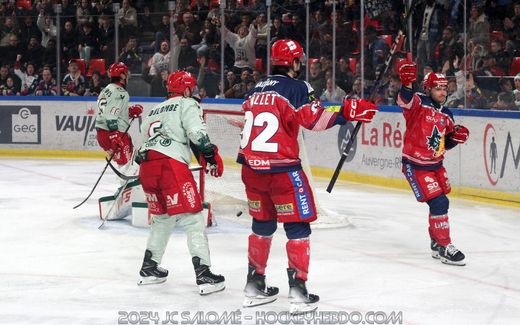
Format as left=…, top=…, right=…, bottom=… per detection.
left=201, top=108, right=350, bottom=229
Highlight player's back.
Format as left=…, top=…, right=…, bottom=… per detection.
left=140, top=96, right=204, bottom=165
left=238, top=75, right=310, bottom=172
left=95, top=83, right=130, bottom=131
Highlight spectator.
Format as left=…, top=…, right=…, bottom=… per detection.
left=0, top=33, right=22, bottom=67
left=98, top=14, right=115, bottom=65
left=42, top=38, right=57, bottom=71
left=119, top=36, right=143, bottom=73
left=192, top=54, right=220, bottom=98
left=414, top=0, right=446, bottom=74
left=76, top=0, right=95, bottom=26
left=14, top=57, right=39, bottom=96
left=437, top=26, right=464, bottom=77
left=149, top=68, right=169, bottom=97
left=149, top=40, right=170, bottom=77
left=23, top=36, right=45, bottom=70
left=223, top=23, right=257, bottom=74
left=176, top=11, right=202, bottom=46
left=269, top=17, right=286, bottom=43
left=0, top=17, right=18, bottom=47
left=468, top=4, right=491, bottom=46
left=34, top=66, right=58, bottom=96
left=36, top=9, right=57, bottom=48
left=492, top=91, right=517, bottom=110
left=77, top=21, right=100, bottom=66
left=138, top=6, right=156, bottom=34
left=85, top=70, right=107, bottom=97
left=61, top=60, right=86, bottom=96
left=225, top=69, right=250, bottom=99
left=307, top=60, right=326, bottom=97
left=364, top=25, right=390, bottom=74
left=19, top=16, right=40, bottom=49
left=346, top=77, right=363, bottom=99
left=503, top=2, right=520, bottom=55
left=0, top=76, right=20, bottom=96
left=177, top=38, right=198, bottom=70
left=223, top=70, right=237, bottom=93
left=117, top=0, right=138, bottom=40
left=336, top=57, right=355, bottom=92
left=154, top=15, right=171, bottom=53
left=320, top=77, right=347, bottom=102
left=489, top=39, right=511, bottom=75
left=61, top=20, right=79, bottom=65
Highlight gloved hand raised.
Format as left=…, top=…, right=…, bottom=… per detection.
left=398, top=60, right=417, bottom=86
left=200, top=144, right=224, bottom=177
left=342, top=98, right=378, bottom=123
left=448, top=124, right=469, bottom=144
left=128, top=104, right=144, bottom=118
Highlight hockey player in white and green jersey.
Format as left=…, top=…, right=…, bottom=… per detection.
left=136, top=70, right=225, bottom=295
left=95, top=62, right=143, bottom=166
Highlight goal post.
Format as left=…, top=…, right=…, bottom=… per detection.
left=202, top=108, right=350, bottom=229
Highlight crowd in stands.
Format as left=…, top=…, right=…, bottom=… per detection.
left=0, top=0, right=520, bottom=110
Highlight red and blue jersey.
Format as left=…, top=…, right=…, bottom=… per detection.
left=237, top=74, right=344, bottom=172
left=397, top=87, right=457, bottom=169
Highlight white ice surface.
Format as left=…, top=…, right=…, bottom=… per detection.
left=0, top=158, right=519, bottom=325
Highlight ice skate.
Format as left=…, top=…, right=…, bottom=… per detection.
left=243, top=265, right=279, bottom=307
left=287, top=268, right=319, bottom=315
left=438, top=243, right=466, bottom=266
left=430, top=239, right=440, bottom=259
left=192, top=257, right=225, bottom=295
left=137, top=250, right=168, bottom=285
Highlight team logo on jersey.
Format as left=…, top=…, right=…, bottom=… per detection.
left=426, top=125, right=445, bottom=157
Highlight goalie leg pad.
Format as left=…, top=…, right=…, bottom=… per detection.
left=286, top=238, right=310, bottom=282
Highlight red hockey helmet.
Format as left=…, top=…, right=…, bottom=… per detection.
left=423, top=72, right=448, bottom=90
left=108, top=62, right=129, bottom=78
left=167, top=71, right=197, bottom=95
left=271, top=39, right=304, bottom=67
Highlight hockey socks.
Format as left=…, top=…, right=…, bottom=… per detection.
left=248, top=234, right=273, bottom=275
left=286, top=238, right=310, bottom=281
left=428, top=215, right=465, bottom=266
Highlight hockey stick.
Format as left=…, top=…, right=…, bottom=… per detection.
left=73, top=118, right=136, bottom=209
left=326, top=2, right=421, bottom=193
left=106, top=157, right=204, bottom=180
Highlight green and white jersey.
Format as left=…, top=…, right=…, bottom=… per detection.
left=139, top=96, right=211, bottom=165
left=95, top=83, right=130, bottom=131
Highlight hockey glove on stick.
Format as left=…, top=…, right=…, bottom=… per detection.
left=398, top=60, right=418, bottom=87
left=128, top=104, right=144, bottom=118
left=448, top=125, right=469, bottom=144
left=342, top=98, right=378, bottom=123
left=200, top=144, right=224, bottom=177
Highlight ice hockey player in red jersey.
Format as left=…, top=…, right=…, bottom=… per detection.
left=238, top=38, right=378, bottom=314
left=397, top=61, right=469, bottom=266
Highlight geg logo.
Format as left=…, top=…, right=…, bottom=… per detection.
left=13, top=108, right=37, bottom=132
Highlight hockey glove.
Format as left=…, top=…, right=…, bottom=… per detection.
left=200, top=144, right=224, bottom=177
left=108, top=131, right=125, bottom=151
left=398, top=60, right=417, bottom=86
left=448, top=124, right=469, bottom=144
left=342, top=98, right=378, bottom=123
left=128, top=104, right=144, bottom=118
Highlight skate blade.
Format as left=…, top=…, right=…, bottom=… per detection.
left=199, top=282, right=226, bottom=295
left=431, top=251, right=440, bottom=259
left=440, top=257, right=466, bottom=266
left=137, top=276, right=167, bottom=286
left=243, top=296, right=277, bottom=308
left=289, top=303, right=318, bottom=315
